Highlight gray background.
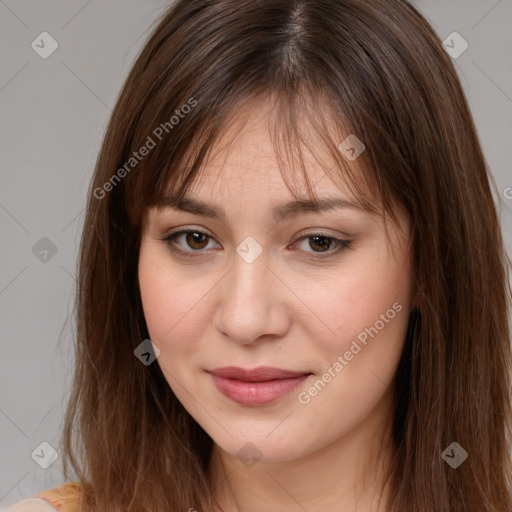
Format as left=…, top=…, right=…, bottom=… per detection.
left=1, top=0, right=511, bottom=505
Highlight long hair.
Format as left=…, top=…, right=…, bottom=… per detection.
left=61, top=1, right=512, bottom=510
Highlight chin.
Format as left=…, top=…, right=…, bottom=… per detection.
left=214, top=433, right=308, bottom=465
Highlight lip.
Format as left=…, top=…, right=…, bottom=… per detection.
left=208, top=366, right=313, bottom=406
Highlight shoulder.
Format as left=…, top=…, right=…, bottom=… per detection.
left=3, top=482, right=82, bottom=512
left=2, top=498, right=59, bottom=511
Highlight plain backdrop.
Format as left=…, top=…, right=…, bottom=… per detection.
left=1, top=0, right=511, bottom=505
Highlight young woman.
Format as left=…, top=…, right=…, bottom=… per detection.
left=10, top=0, right=512, bottom=511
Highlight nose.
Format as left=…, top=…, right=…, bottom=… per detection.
left=214, top=249, right=291, bottom=345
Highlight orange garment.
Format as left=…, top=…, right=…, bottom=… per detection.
left=32, top=482, right=81, bottom=511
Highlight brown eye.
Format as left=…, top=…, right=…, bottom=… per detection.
left=308, top=235, right=334, bottom=252
left=293, top=233, right=351, bottom=257
left=184, top=231, right=209, bottom=250
left=162, top=229, right=219, bottom=258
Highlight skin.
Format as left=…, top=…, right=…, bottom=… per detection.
left=138, top=95, right=412, bottom=512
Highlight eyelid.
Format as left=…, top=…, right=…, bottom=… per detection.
left=294, top=227, right=350, bottom=240
left=163, top=224, right=215, bottom=236
left=159, top=227, right=219, bottom=259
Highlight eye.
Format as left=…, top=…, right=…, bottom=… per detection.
left=163, top=229, right=219, bottom=257
left=291, top=232, right=351, bottom=258
left=161, top=229, right=351, bottom=259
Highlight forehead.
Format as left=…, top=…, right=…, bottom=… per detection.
left=150, top=109, right=379, bottom=231
left=166, top=93, right=367, bottom=204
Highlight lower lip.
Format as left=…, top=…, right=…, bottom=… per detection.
left=210, top=373, right=310, bottom=406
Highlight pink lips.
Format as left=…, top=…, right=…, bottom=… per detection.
left=208, top=366, right=312, bottom=406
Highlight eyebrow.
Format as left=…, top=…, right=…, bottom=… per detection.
left=161, top=195, right=367, bottom=223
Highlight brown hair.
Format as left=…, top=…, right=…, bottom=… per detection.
left=61, top=0, right=512, bottom=510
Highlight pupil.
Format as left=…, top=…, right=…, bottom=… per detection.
left=310, top=235, right=330, bottom=252
left=187, top=232, right=207, bottom=249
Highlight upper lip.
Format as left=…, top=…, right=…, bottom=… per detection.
left=208, top=366, right=312, bottom=382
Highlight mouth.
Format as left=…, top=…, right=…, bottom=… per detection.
left=207, top=366, right=313, bottom=406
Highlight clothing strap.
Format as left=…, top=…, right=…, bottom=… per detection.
left=32, top=482, right=81, bottom=512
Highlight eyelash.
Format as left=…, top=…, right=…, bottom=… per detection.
left=160, top=229, right=351, bottom=259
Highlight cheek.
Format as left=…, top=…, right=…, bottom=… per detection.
left=293, top=258, right=410, bottom=435
left=301, top=248, right=411, bottom=363
left=138, top=246, right=209, bottom=356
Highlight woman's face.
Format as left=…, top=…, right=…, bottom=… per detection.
left=138, top=97, right=412, bottom=465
